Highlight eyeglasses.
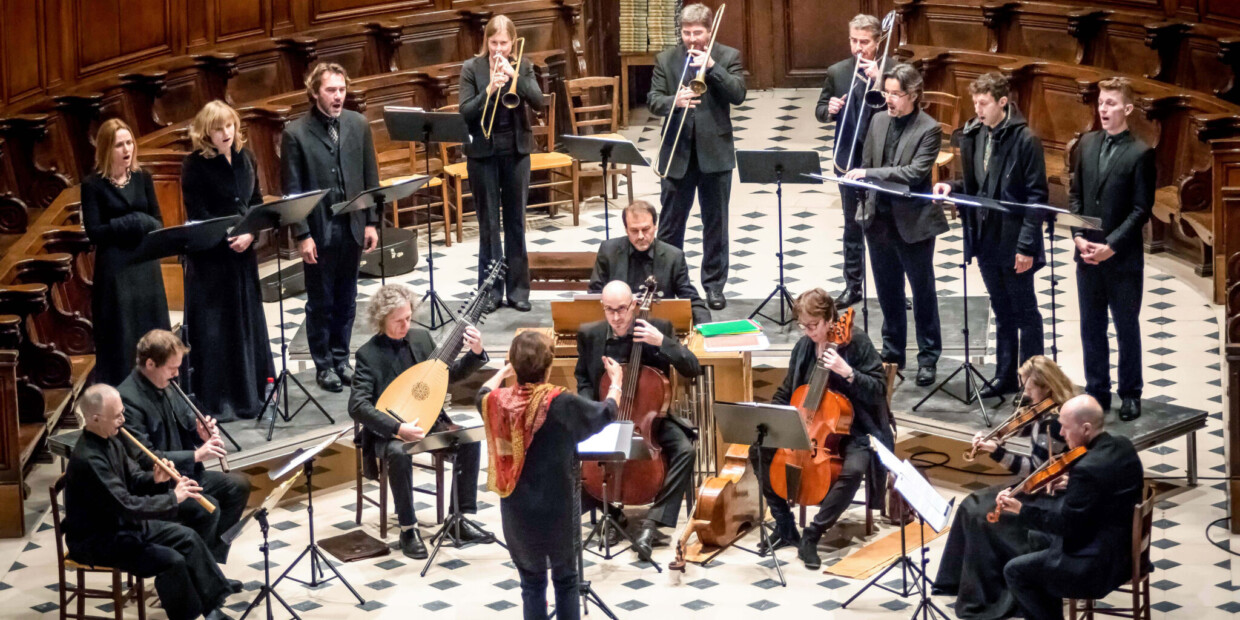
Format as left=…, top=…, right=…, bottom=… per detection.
left=798, top=319, right=824, bottom=332
left=882, top=91, right=910, bottom=101
left=603, top=305, right=630, bottom=315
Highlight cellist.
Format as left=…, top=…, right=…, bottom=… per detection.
left=574, top=280, right=701, bottom=560
left=749, top=288, right=892, bottom=570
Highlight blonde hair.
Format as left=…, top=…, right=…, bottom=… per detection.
left=478, top=15, right=518, bottom=57
left=367, top=284, right=417, bottom=333
left=189, top=100, right=245, bottom=156
left=94, top=118, right=141, bottom=175
left=304, top=62, right=350, bottom=101
left=1018, top=355, right=1077, bottom=406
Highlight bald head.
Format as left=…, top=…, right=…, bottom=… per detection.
left=81, top=384, right=125, bottom=438
left=1059, top=394, right=1105, bottom=449
left=601, top=280, right=636, bottom=336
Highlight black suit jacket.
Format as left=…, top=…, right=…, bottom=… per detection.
left=816, top=55, right=895, bottom=173
left=648, top=43, right=747, bottom=178
left=458, top=54, right=545, bottom=158
left=573, top=318, right=701, bottom=402
left=950, top=104, right=1048, bottom=266
left=1069, top=130, right=1155, bottom=273
left=348, top=329, right=488, bottom=477
left=280, top=108, right=380, bottom=246
left=117, top=369, right=203, bottom=478
left=588, top=238, right=711, bottom=325
left=858, top=109, right=949, bottom=244
left=1018, top=432, right=1145, bottom=598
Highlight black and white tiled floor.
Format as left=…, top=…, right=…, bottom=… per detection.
left=2, top=89, right=1235, bottom=618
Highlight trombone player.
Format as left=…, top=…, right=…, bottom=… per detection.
left=816, top=14, right=893, bottom=309
left=459, top=15, right=543, bottom=313
left=648, top=3, right=746, bottom=311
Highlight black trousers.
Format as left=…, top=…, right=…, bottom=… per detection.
left=1077, top=264, right=1143, bottom=408
left=839, top=185, right=865, bottom=293
left=70, top=521, right=230, bottom=620
left=303, top=218, right=362, bottom=373
left=644, top=419, right=696, bottom=528
left=865, top=215, right=942, bottom=368
left=1005, top=538, right=1112, bottom=620
left=978, top=258, right=1044, bottom=388
left=468, top=139, right=531, bottom=304
left=380, top=416, right=480, bottom=527
left=658, top=147, right=732, bottom=294
left=178, top=470, right=252, bottom=564
left=749, top=436, right=869, bottom=533
left=511, top=548, right=579, bottom=620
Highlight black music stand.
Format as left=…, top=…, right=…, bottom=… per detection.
left=130, top=216, right=244, bottom=448
left=579, top=423, right=661, bottom=571
left=713, top=401, right=813, bottom=587
left=406, top=425, right=505, bottom=576
left=229, top=190, right=333, bottom=441
left=332, top=177, right=430, bottom=286
left=269, top=428, right=366, bottom=604
left=383, top=107, right=471, bottom=330
left=738, top=150, right=822, bottom=327
left=561, top=135, right=650, bottom=238
left=844, top=436, right=953, bottom=619
left=225, top=469, right=305, bottom=620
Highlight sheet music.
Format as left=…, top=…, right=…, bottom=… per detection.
left=577, top=421, right=633, bottom=459
left=870, top=434, right=952, bottom=531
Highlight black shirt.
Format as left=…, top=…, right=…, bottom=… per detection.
left=310, top=105, right=347, bottom=204
left=876, top=111, right=915, bottom=216
left=626, top=244, right=656, bottom=286
left=64, top=430, right=178, bottom=543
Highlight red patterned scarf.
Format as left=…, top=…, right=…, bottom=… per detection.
left=481, top=383, right=563, bottom=498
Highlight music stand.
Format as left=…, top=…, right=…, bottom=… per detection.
left=578, top=422, right=661, bottom=570
left=225, top=470, right=305, bottom=620
left=331, top=177, right=430, bottom=286
left=738, top=150, right=822, bottom=327
left=713, top=401, right=812, bottom=587
left=844, top=436, right=953, bottom=619
left=560, top=135, right=650, bottom=238
left=268, top=428, right=365, bottom=603
left=130, top=215, right=244, bottom=450
left=405, top=425, right=505, bottom=576
left=383, top=107, right=471, bottom=330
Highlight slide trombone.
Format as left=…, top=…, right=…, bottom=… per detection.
left=831, top=10, right=897, bottom=174
left=482, top=37, right=526, bottom=139
left=652, top=4, right=725, bottom=178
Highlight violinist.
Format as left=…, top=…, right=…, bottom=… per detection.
left=574, top=280, right=701, bottom=560
left=998, top=395, right=1145, bottom=620
left=749, top=288, right=892, bottom=570
left=933, top=355, right=1074, bottom=619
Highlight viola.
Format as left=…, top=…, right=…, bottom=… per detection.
left=582, top=276, right=670, bottom=507
left=986, top=445, right=1086, bottom=523
left=964, top=396, right=1058, bottom=462
left=768, top=308, right=856, bottom=507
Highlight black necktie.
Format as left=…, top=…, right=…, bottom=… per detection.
left=1100, top=136, right=1118, bottom=173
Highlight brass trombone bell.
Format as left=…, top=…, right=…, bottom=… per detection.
left=482, top=37, right=526, bottom=139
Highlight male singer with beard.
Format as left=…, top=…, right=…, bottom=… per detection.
left=647, top=2, right=746, bottom=311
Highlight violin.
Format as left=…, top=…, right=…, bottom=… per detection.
left=582, top=276, right=670, bottom=507
left=768, top=308, right=856, bottom=507
left=986, top=445, right=1086, bottom=523
left=964, top=396, right=1058, bottom=462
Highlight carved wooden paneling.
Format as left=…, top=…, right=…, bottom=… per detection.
left=218, top=0, right=267, bottom=42
left=2, top=0, right=44, bottom=105
left=394, top=23, right=469, bottom=71
left=310, top=0, right=434, bottom=25
left=75, top=0, right=174, bottom=77
left=773, top=0, right=853, bottom=88
left=1181, top=37, right=1232, bottom=98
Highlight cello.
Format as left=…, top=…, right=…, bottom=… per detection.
left=582, top=277, right=669, bottom=507
left=768, top=308, right=856, bottom=507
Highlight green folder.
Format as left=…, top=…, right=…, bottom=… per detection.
left=696, top=319, right=762, bottom=337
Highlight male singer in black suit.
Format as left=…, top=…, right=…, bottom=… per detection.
left=648, top=2, right=746, bottom=311
left=575, top=280, right=702, bottom=560
left=1069, top=77, right=1154, bottom=422
left=282, top=62, right=380, bottom=393
left=589, top=200, right=712, bottom=325
left=997, top=395, right=1145, bottom=620
left=816, top=13, right=890, bottom=308
left=845, top=63, right=948, bottom=386
left=933, top=73, right=1047, bottom=397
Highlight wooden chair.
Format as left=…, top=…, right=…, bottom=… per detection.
left=49, top=475, right=146, bottom=620
left=1069, top=482, right=1157, bottom=620
left=378, top=137, right=448, bottom=240
left=921, top=91, right=961, bottom=214
left=353, top=421, right=447, bottom=539
left=565, top=76, right=634, bottom=205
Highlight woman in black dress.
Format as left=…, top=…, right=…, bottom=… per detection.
left=477, top=331, right=619, bottom=620
left=82, top=118, right=170, bottom=386
left=932, top=355, right=1075, bottom=619
left=180, top=100, right=275, bottom=421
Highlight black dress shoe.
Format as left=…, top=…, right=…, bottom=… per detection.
left=706, top=290, right=727, bottom=311
left=336, top=364, right=354, bottom=386
left=1118, top=398, right=1141, bottom=422
left=400, top=528, right=428, bottom=560
left=797, top=532, right=822, bottom=570
left=757, top=525, right=800, bottom=555
left=456, top=520, right=496, bottom=545
left=508, top=299, right=532, bottom=312
left=834, top=288, right=862, bottom=308
left=316, top=369, right=343, bottom=393
left=978, top=381, right=1018, bottom=400
left=633, top=524, right=657, bottom=562
left=227, top=579, right=244, bottom=594
left=916, top=365, right=936, bottom=387
left=480, top=297, right=499, bottom=315
left=205, top=608, right=235, bottom=620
